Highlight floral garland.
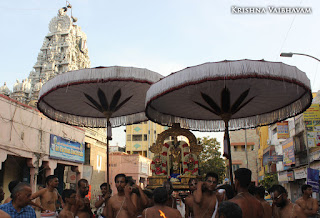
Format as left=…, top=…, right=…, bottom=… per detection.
left=151, top=155, right=167, bottom=175
left=183, top=153, right=199, bottom=175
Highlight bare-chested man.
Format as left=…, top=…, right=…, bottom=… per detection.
left=59, top=189, right=76, bottom=218
left=254, top=186, right=272, bottom=218
left=72, top=179, right=93, bottom=218
left=31, top=175, right=62, bottom=214
left=270, top=184, right=306, bottom=218
left=106, top=174, right=138, bottom=218
left=163, top=181, right=177, bottom=209
left=193, top=172, right=220, bottom=218
left=185, top=178, right=197, bottom=218
left=142, top=187, right=182, bottom=218
left=229, top=168, right=264, bottom=218
left=296, top=184, right=319, bottom=218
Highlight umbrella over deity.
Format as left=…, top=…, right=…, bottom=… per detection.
left=37, top=66, right=163, bottom=185
left=145, top=59, right=312, bottom=184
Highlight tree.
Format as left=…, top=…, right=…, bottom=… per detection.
left=198, top=136, right=225, bottom=181
left=260, top=173, right=278, bottom=190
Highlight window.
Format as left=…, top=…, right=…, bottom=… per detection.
left=241, top=145, right=245, bottom=151
left=251, top=145, right=254, bottom=151
left=234, top=146, right=238, bottom=152
left=144, top=134, right=147, bottom=141
left=127, top=134, right=131, bottom=141
left=132, top=134, right=142, bottom=141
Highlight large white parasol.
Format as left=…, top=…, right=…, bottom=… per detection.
left=38, top=66, right=163, bottom=185
left=145, top=59, right=312, bottom=184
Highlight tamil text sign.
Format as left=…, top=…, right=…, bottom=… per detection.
left=304, top=104, right=320, bottom=147
left=267, top=155, right=283, bottom=162
left=277, top=121, right=289, bottom=139
left=282, top=137, right=295, bottom=169
left=294, top=167, right=307, bottom=179
left=49, top=134, right=85, bottom=163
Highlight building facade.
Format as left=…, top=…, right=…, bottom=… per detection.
left=125, top=121, right=167, bottom=158
left=109, top=152, right=152, bottom=194
left=0, top=94, right=85, bottom=198
left=229, top=129, right=259, bottom=184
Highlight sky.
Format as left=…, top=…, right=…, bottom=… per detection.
left=1, top=0, right=320, bottom=148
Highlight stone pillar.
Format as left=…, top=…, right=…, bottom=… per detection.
left=43, top=160, right=58, bottom=177
left=27, top=155, right=42, bottom=193
left=29, top=167, right=37, bottom=193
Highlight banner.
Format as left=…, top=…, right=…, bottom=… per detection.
left=282, top=137, right=295, bottom=170
left=277, top=121, right=289, bottom=139
left=287, top=171, right=294, bottom=181
left=307, top=168, right=319, bottom=193
left=49, top=134, right=85, bottom=163
left=294, top=167, right=307, bottom=179
left=267, top=155, right=283, bottom=162
left=278, top=171, right=289, bottom=182
left=304, top=104, right=320, bottom=147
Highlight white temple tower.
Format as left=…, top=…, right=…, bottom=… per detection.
left=0, top=6, right=90, bottom=107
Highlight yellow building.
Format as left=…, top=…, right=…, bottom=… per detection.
left=125, top=121, right=167, bottom=158
left=257, top=126, right=269, bottom=181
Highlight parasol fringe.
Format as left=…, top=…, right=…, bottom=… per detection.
left=146, top=60, right=311, bottom=104
left=145, top=59, right=312, bottom=132
left=39, top=66, right=163, bottom=98
left=146, top=91, right=311, bottom=132
left=38, top=101, right=148, bottom=128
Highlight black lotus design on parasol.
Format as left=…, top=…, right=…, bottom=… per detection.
left=145, top=59, right=312, bottom=185
left=84, top=88, right=133, bottom=119
left=194, top=87, right=254, bottom=119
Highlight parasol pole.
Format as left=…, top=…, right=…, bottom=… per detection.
left=224, top=119, right=233, bottom=186
left=106, top=116, right=112, bottom=192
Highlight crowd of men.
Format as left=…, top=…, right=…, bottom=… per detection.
left=0, top=168, right=318, bottom=217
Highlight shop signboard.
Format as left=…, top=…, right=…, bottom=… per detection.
left=263, top=152, right=270, bottom=165
left=282, top=137, right=295, bottom=170
left=294, top=167, right=307, bottom=180
left=49, top=134, right=85, bottom=163
left=278, top=171, right=289, bottom=182
left=277, top=121, right=289, bottom=139
left=267, top=155, right=283, bottom=162
left=287, top=171, right=294, bottom=181
left=307, top=168, right=319, bottom=193
left=303, top=104, right=320, bottom=147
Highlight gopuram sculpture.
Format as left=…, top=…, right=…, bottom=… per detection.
left=0, top=5, right=90, bottom=107
left=148, top=123, right=203, bottom=190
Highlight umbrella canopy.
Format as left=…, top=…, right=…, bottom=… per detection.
left=38, top=66, right=163, bottom=127
left=38, top=66, right=163, bottom=186
left=145, top=59, right=312, bottom=185
left=146, top=59, right=312, bottom=131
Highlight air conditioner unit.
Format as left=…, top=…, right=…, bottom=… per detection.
left=267, top=140, right=271, bottom=145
